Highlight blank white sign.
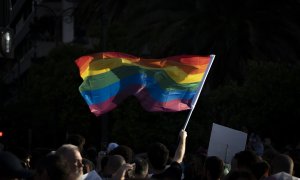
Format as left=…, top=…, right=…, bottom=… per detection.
left=207, top=123, right=248, bottom=163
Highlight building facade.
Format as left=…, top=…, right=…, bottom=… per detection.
left=2, top=0, right=78, bottom=83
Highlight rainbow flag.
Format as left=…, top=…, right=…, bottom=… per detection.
left=75, top=52, right=214, bottom=116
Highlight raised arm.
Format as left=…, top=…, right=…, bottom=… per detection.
left=172, top=129, right=187, bottom=163
left=112, top=163, right=135, bottom=180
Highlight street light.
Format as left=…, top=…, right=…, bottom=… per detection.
left=0, top=0, right=13, bottom=58
left=0, top=28, right=13, bottom=57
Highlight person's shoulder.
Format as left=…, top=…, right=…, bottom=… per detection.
left=265, top=172, right=300, bottom=180
left=83, top=170, right=102, bottom=180
left=152, top=161, right=182, bottom=179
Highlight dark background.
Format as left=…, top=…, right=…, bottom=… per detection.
left=1, top=0, right=300, bottom=155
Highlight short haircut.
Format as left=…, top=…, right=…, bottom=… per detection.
left=147, top=142, right=169, bottom=170
left=271, top=154, right=294, bottom=175
left=56, top=144, right=80, bottom=162
left=108, top=145, right=133, bottom=163
left=133, top=157, right=149, bottom=178
left=82, top=158, right=95, bottom=174
left=251, top=161, right=270, bottom=180
left=204, top=156, right=224, bottom=180
left=234, top=150, right=259, bottom=170
left=103, top=155, right=125, bottom=176
left=56, top=144, right=79, bottom=155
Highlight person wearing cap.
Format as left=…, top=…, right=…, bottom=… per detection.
left=106, top=143, right=119, bottom=154
left=0, top=151, right=34, bottom=180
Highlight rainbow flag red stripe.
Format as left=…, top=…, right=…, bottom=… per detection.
left=75, top=52, right=213, bottom=116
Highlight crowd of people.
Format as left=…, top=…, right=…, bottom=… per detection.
left=0, top=129, right=299, bottom=180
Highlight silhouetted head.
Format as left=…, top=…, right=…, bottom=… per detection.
left=232, top=150, right=259, bottom=171
left=56, top=144, right=83, bottom=179
left=109, top=145, right=133, bottom=163
left=129, top=157, right=149, bottom=178
left=147, top=142, right=169, bottom=171
left=204, top=156, right=224, bottom=180
left=103, top=155, right=125, bottom=177
left=271, top=154, right=294, bottom=175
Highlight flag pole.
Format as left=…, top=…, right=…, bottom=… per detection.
left=183, top=107, right=195, bottom=130
left=183, top=55, right=215, bottom=130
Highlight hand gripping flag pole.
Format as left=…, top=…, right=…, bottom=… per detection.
left=183, top=55, right=215, bottom=130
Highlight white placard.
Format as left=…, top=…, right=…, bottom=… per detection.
left=207, top=123, right=248, bottom=163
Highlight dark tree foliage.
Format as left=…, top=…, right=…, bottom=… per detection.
left=75, top=0, right=300, bottom=85
left=0, top=45, right=99, bottom=148
left=72, top=0, right=300, bottom=150
left=109, top=61, right=300, bottom=151
left=1, top=0, right=300, bottom=151
left=206, top=61, right=300, bottom=148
